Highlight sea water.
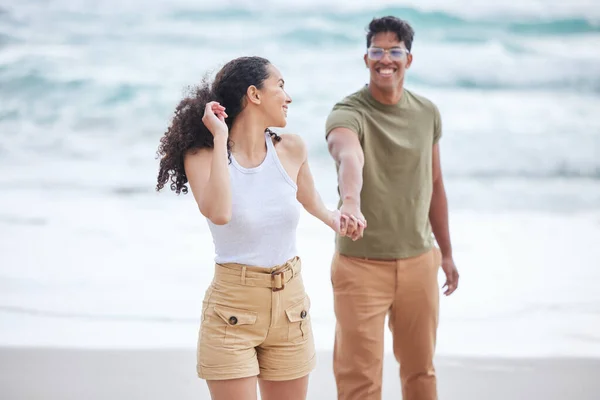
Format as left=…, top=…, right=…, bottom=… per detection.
left=1, top=0, right=599, bottom=357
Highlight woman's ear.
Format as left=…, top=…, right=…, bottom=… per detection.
left=247, top=85, right=261, bottom=105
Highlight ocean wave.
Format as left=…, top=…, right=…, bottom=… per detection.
left=446, top=168, right=600, bottom=181
left=167, top=8, right=256, bottom=21
left=0, top=33, right=17, bottom=48
left=360, top=7, right=600, bottom=35
left=280, top=28, right=356, bottom=46
left=2, top=66, right=598, bottom=103
left=165, top=6, right=600, bottom=36
left=2, top=4, right=598, bottom=94
left=0, top=70, right=156, bottom=108
left=0, top=72, right=88, bottom=95
left=407, top=75, right=600, bottom=94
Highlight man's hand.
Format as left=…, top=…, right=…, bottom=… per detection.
left=441, top=256, right=459, bottom=296
left=339, top=199, right=366, bottom=241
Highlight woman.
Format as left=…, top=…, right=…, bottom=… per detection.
left=156, top=56, right=362, bottom=400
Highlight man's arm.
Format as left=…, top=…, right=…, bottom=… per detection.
left=327, top=128, right=364, bottom=207
left=429, top=143, right=451, bottom=257
left=274, top=133, right=346, bottom=234
left=429, top=143, right=459, bottom=295
left=327, top=128, right=366, bottom=240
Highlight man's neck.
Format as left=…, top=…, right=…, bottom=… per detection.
left=368, top=81, right=404, bottom=105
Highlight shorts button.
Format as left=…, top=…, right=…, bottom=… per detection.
left=300, top=310, right=307, bottom=319
left=229, top=316, right=238, bottom=325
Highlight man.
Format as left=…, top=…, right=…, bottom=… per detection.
left=325, top=16, right=459, bottom=400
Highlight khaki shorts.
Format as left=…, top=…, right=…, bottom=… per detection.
left=197, top=256, right=316, bottom=381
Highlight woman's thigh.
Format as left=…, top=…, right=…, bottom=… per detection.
left=207, top=376, right=258, bottom=400
left=259, top=375, right=309, bottom=400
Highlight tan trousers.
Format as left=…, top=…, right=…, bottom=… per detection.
left=332, top=248, right=441, bottom=400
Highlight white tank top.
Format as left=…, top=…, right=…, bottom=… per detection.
left=207, top=132, right=300, bottom=267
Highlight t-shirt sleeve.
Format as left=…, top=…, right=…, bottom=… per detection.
left=325, top=106, right=363, bottom=141
left=433, top=103, right=442, bottom=144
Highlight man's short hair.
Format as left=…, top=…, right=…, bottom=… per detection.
left=366, top=16, right=415, bottom=51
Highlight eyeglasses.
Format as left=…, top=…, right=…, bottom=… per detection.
left=367, top=47, right=410, bottom=61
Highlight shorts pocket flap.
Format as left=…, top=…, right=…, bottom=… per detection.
left=213, top=305, right=257, bottom=326
left=285, top=296, right=311, bottom=323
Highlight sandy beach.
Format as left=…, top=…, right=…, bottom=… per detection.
left=1, top=347, right=599, bottom=399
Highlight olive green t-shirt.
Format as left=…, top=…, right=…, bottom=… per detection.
left=325, top=86, right=442, bottom=259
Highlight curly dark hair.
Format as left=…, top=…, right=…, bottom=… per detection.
left=366, top=16, right=415, bottom=51
left=156, top=56, right=281, bottom=194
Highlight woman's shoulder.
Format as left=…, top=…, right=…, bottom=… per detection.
left=274, top=133, right=307, bottom=162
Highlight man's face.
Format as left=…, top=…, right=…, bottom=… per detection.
left=364, top=31, right=412, bottom=91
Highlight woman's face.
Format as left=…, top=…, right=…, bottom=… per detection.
left=256, top=64, right=292, bottom=128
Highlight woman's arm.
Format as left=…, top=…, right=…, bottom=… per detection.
left=290, top=135, right=351, bottom=236
left=184, top=102, right=232, bottom=225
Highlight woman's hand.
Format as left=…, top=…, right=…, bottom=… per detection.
left=202, top=101, right=229, bottom=138
left=329, top=209, right=352, bottom=236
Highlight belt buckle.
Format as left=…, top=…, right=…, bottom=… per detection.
left=271, top=270, right=285, bottom=292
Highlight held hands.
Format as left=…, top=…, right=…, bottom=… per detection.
left=202, top=101, right=229, bottom=138
left=331, top=200, right=366, bottom=241
left=329, top=210, right=347, bottom=236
